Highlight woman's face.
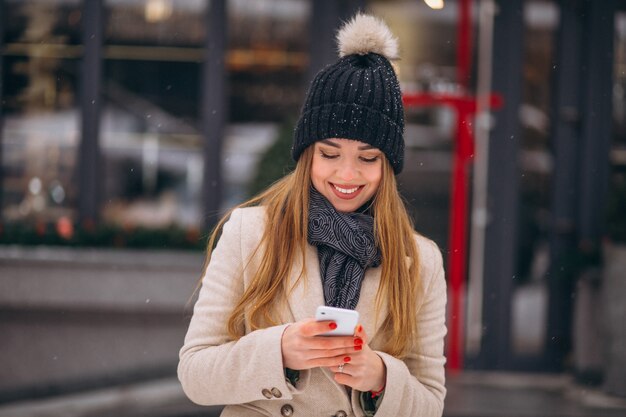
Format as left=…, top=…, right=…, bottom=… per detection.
left=311, top=138, right=383, bottom=213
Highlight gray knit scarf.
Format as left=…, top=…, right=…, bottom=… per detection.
left=307, top=188, right=381, bottom=309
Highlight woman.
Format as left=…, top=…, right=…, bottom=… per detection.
left=178, top=14, right=447, bottom=417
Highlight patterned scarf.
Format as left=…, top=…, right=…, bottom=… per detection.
left=307, top=188, right=381, bottom=309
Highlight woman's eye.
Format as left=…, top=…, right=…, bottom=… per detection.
left=360, top=156, right=380, bottom=163
left=320, top=152, right=339, bottom=159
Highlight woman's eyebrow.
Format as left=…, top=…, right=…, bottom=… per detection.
left=320, top=140, right=378, bottom=151
left=320, top=139, right=341, bottom=148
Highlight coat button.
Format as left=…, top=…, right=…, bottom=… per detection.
left=335, top=411, right=347, bottom=417
left=280, top=404, right=294, bottom=416
left=271, top=387, right=282, bottom=398
left=261, top=388, right=272, bottom=399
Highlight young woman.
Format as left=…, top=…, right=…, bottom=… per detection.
left=178, top=14, right=447, bottom=417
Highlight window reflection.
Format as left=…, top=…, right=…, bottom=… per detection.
left=100, top=0, right=207, bottom=229
left=614, top=12, right=626, bottom=148
left=511, top=0, right=558, bottom=356
left=228, top=0, right=309, bottom=121
left=2, top=0, right=81, bottom=224
left=106, top=0, right=206, bottom=47
left=1, top=0, right=313, bottom=232
left=221, top=0, right=309, bottom=209
left=608, top=12, right=626, bottom=242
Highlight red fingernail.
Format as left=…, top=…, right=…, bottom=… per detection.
left=329, top=322, right=337, bottom=330
left=344, top=356, right=351, bottom=362
left=357, top=325, right=363, bottom=333
left=354, top=338, right=363, bottom=345
left=355, top=345, right=362, bottom=351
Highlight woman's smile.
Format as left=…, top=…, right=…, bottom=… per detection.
left=330, top=183, right=365, bottom=199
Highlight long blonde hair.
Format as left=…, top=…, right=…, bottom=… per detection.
left=202, top=146, right=421, bottom=358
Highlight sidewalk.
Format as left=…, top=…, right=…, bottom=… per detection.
left=1, top=372, right=625, bottom=417
left=444, top=372, right=626, bottom=417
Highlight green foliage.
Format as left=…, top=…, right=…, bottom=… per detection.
left=0, top=222, right=205, bottom=250
left=248, top=121, right=296, bottom=198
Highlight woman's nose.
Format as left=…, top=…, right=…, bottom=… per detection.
left=337, top=161, right=357, bottom=181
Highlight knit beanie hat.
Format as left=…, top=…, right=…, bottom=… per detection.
left=292, top=14, right=405, bottom=174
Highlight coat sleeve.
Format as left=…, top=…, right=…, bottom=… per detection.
left=177, top=208, right=295, bottom=406
left=358, top=239, right=447, bottom=417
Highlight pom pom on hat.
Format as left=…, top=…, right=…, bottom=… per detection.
left=337, top=13, right=399, bottom=60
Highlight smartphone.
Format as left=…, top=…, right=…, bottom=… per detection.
left=315, top=306, right=359, bottom=336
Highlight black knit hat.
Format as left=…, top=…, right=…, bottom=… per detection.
left=292, top=14, right=405, bottom=174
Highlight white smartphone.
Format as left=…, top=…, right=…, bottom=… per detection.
left=315, top=306, right=359, bottom=336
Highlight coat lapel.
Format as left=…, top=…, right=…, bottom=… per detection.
left=355, top=265, right=387, bottom=343
left=285, top=244, right=325, bottom=323
left=285, top=244, right=389, bottom=343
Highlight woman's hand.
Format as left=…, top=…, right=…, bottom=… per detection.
left=328, top=324, right=386, bottom=393
left=281, top=319, right=361, bottom=371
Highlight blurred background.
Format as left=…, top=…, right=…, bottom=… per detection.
left=1, top=0, right=626, bottom=416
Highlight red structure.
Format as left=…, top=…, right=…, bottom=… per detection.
left=402, top=0, right=502, bottom=371
left=402, top=92, right=502, bottom=371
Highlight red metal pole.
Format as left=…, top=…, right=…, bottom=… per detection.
left=448, top=0, right=473, bottom=372
left=447, top=112, right=473, bottom=371
left=457, top=0, right=473, bottom=89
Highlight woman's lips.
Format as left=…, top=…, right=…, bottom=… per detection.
left=329, top=183, right=364, bottom=200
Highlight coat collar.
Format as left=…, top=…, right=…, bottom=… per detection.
left=285, top=244, right=388, bottom=342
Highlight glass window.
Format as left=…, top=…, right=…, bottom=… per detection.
left=227, top=0, right=309, bottom=122
left=2, top=0, right=82, bottom=225
left=101, top=0, right=311, bottom=218
left=100, top=0, right=207, bottom=229
left=608, top=11, right=626, bottom=242
left=511, top=0, right=559, bottom=356
left=220, top=0, right=310, bottom=210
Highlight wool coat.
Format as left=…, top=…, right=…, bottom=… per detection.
left=178, top=207, right=447, bottom=417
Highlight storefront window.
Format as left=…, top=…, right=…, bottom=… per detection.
left=100, top=0, right=311, bottom=227
left=1, top=0, right=82, bottom=225
left=511, top=0, right=558, bottom=356
left=227, top=0, right=309, bottom=122
left=1, top=0, right=312, bottom=238
left=608, top=11, right=626, bottom=242
left=220, top=0, right=309, bottom=210
left=100, top=0, right=207, bottom=229
left=613, top=12, right=626, bottom=148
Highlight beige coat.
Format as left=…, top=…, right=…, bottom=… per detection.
left=178, top=207, right=447, bottom=417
